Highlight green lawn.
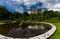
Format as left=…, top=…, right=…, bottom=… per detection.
left=42, top=19, right=60, bottom=39
left=0, top=20, right=16, bottom=25
left=0, top=21, right=5, bottom=25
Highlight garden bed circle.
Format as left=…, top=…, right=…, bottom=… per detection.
left=0, top=22, right=56, bottom=39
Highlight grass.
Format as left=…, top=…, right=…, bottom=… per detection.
left=0, top=21, right=5, bottom=25
left=42, top=19, right=60, bottom=39
left=0, top=20, right=17, bottom=25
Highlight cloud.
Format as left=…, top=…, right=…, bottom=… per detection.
left=0, top=0, right=60, bottom=13
left=41, top=0, right=60, bottom=11
left=48, top=3, right=60, bottom=11
left=54, top=3, right=60, bottom=9
left=3, top=0, right=43, bottom=13
left=49, top=9, right=60, bottom=11
left=23, top=0, right=38, bottom=6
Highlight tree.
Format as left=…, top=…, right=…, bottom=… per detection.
left=0, top=6, right=12, bottom=20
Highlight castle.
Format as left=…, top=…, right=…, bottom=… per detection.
left=27, top=8, right=42, bottom=14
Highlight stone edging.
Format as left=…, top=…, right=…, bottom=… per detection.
left=0, top=22, right=56, bottom=39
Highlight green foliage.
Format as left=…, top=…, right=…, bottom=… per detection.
left=0, top=6, right=60, bottom=23
left=0, top=6, right=21, bottom=20
left=0, top=6, right=12, bottom=20
left=43, top=10, right=60, bottom=20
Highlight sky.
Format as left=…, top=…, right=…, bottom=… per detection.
left=0, top=0, right=60, bottom=13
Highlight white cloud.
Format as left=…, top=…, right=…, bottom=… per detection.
left=54, top=3, right=60, bottom=9
left=48, top=9, right=60, bottom=11
left=48, top=3, right=60, bottom=11
left=12, top=0, right=24, bottom=4
left=41, top=0, right=60, bottom=11
left=15, top=7, right=25, bottom=13
left=23, top=0, right=38, bottom=7
left=1, top=0, right=60, bottom=12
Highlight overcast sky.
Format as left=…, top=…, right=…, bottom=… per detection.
left=0, top=0, right=60, bottom=13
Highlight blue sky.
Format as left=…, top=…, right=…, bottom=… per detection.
left=0, top=0, right=60, bottom=13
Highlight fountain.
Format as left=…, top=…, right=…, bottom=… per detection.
left=0, top=22, right=56, bottom=39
